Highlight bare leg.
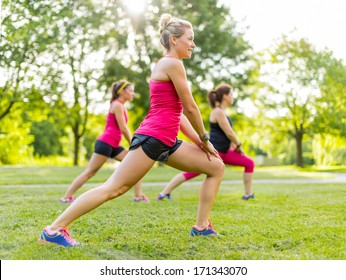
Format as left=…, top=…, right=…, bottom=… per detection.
left=160, top=173, right=187, bottom=195
left=50, top=147, right=155, bottom=230
left=166, top=142, right=224, bottom=229
left=243, top=172, right=253, bottom=195
left=114, top=150, right=144, bottom=198
left=62, top=153, right=108, bottom=199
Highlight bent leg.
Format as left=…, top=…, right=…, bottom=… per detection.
left=160, top=171, right=200, bottom=196
left=160, top=173, right=186, bottom=196
left=50, top=147, right=155, bottom=230
left=220, top=149, right=255, bottom=195
left=63, top=153, right=108, bottom=199
left=243, top=172, right=253, bottom=195
left=166, top=142, right=224, bottom=229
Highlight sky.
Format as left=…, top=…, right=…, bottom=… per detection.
left=226, top=0, right=346, bottom=61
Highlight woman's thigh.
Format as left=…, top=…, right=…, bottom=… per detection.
left=166, top=141, right=224, bottom=177
left=114, top=149, right=128, bottom=161
left=86, top=153, right=108, bottom=173
left=220, top=150, right=254, bottom=172
left=103, top=146, right=155, bottom=189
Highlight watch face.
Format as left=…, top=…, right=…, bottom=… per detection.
left=202, top=133, right=210, bottom=141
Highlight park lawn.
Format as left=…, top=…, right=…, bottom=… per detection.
left=0, top=166, right=345, bottom=260
left=0, top=165, right=341, bottom=185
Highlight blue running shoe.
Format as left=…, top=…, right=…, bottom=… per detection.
left=190, top=225, right=219, bottom=236
left=39, top=227, right=80, bottom=247
left=241, top=193, right=255, bottom=200
left=133, top=194, right=150, bottom=202
left=156, top=193, right=171, bottom=201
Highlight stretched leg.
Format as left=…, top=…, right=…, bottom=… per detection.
left=159, top=172, right=200, bottom=198
left=114, top=150, right=147, bottom=201
left=166, top=142, right=224, bottom=230
left=50, top=147, right=155, bottom=230
left=219, top=149, right=255, bottom=196
left=61, top=153, right=108, bottom=200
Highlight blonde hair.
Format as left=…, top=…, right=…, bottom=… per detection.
left=159, top=13, right=192, bottom=51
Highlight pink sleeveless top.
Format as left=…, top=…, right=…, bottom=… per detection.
left=135, top=80, right=183, bottom=146
left=97, top=99, right=128, bottom=147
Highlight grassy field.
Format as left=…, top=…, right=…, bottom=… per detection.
left=1, top=164, right=345, bottom=185
left=0, top=165, right=345, bottom=260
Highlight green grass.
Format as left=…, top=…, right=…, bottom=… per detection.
left=0, top=166, right=345, bottom=260
left=0, top=164, right=341, bottom=185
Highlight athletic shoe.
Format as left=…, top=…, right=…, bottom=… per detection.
left=208, top=223, right=215, bottom=231
left=190, top=225, right=219, bottom=236
left=156, top=193, right=171, bottom=201
left=133, top=194, right=150, bottom=202
left=39, top=227, right=80, bottom=247
left=241, top=193, right=255, bottom=200
left=59, top=196, right=74, bottom=203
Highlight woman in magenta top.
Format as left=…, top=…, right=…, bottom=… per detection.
left=59, top=80, right=148, bottom=203
left=40, top=13, right=225, bottom=246
left=157, top=83, right=255, bottom=201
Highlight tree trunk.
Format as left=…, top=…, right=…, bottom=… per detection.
left=72, top=125, right=81, bottom=166
left=295, top=131, right=304, bottom=167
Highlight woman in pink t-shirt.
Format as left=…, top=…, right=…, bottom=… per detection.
left=40, top=13, right=225, bottom=246
left=59, top=80, right=148, bottom=203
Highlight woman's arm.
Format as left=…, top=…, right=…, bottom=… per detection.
left=179, top=114, right=201, bottom=145
left=165, top=59, right=218, bottom=159
left=112, top=102, right=132, bottom=144
left=167, top=59, right=206, bottom=139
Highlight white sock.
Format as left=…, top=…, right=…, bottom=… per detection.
left=45, top=226, right=58, bottom=235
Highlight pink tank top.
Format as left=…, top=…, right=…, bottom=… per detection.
left=135, top=80, right=183, bottom=146
left=97, top=99, right=128, bottom=147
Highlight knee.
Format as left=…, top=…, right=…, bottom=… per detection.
left=85, top=169, right=97, bottom=179
left=209, top=159, right=225, bottom=178
left=245, top=159, right=255, bottom=173
left=105, top=185, right=131, bottom=200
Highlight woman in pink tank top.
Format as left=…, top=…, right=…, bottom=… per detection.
left=157, top=83, right=255, bottom=201
left=40, top=13, right=225, bottom=246
left=59, top=80, right=148, bottom=204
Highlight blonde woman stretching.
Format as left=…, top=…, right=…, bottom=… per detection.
left=39, top=13, right=224, bottom=246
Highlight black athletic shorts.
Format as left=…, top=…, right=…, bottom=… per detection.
left=94, top=140, right=125, bottom=158
left=129, top=134, right=182, bottom=162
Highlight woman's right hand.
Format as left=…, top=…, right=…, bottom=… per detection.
left=236, top=146, right=245, bottom=155
left=198, top=141, right=222, bottom=161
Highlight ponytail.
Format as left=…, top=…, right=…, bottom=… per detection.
left=207, top=83, right=233, bottom=108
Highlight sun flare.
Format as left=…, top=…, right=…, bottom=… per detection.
left=122, top=0, right=146, bottom=14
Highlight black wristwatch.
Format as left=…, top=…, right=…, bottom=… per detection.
left=200, top=132, right=210, bottom=142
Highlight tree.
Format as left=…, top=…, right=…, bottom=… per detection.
left=250, top=34, right=346, bottom=167
left=252, top=36, right=321, bottom=166
left=1, top=0, right=253, bottom=165
left=42, top=0, right=113, bottom=165
left=311, top=52, right=346, bottom=137
left=98, top=0, right=252, bottom=128
left=0, top=0, right=64, bottom=121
